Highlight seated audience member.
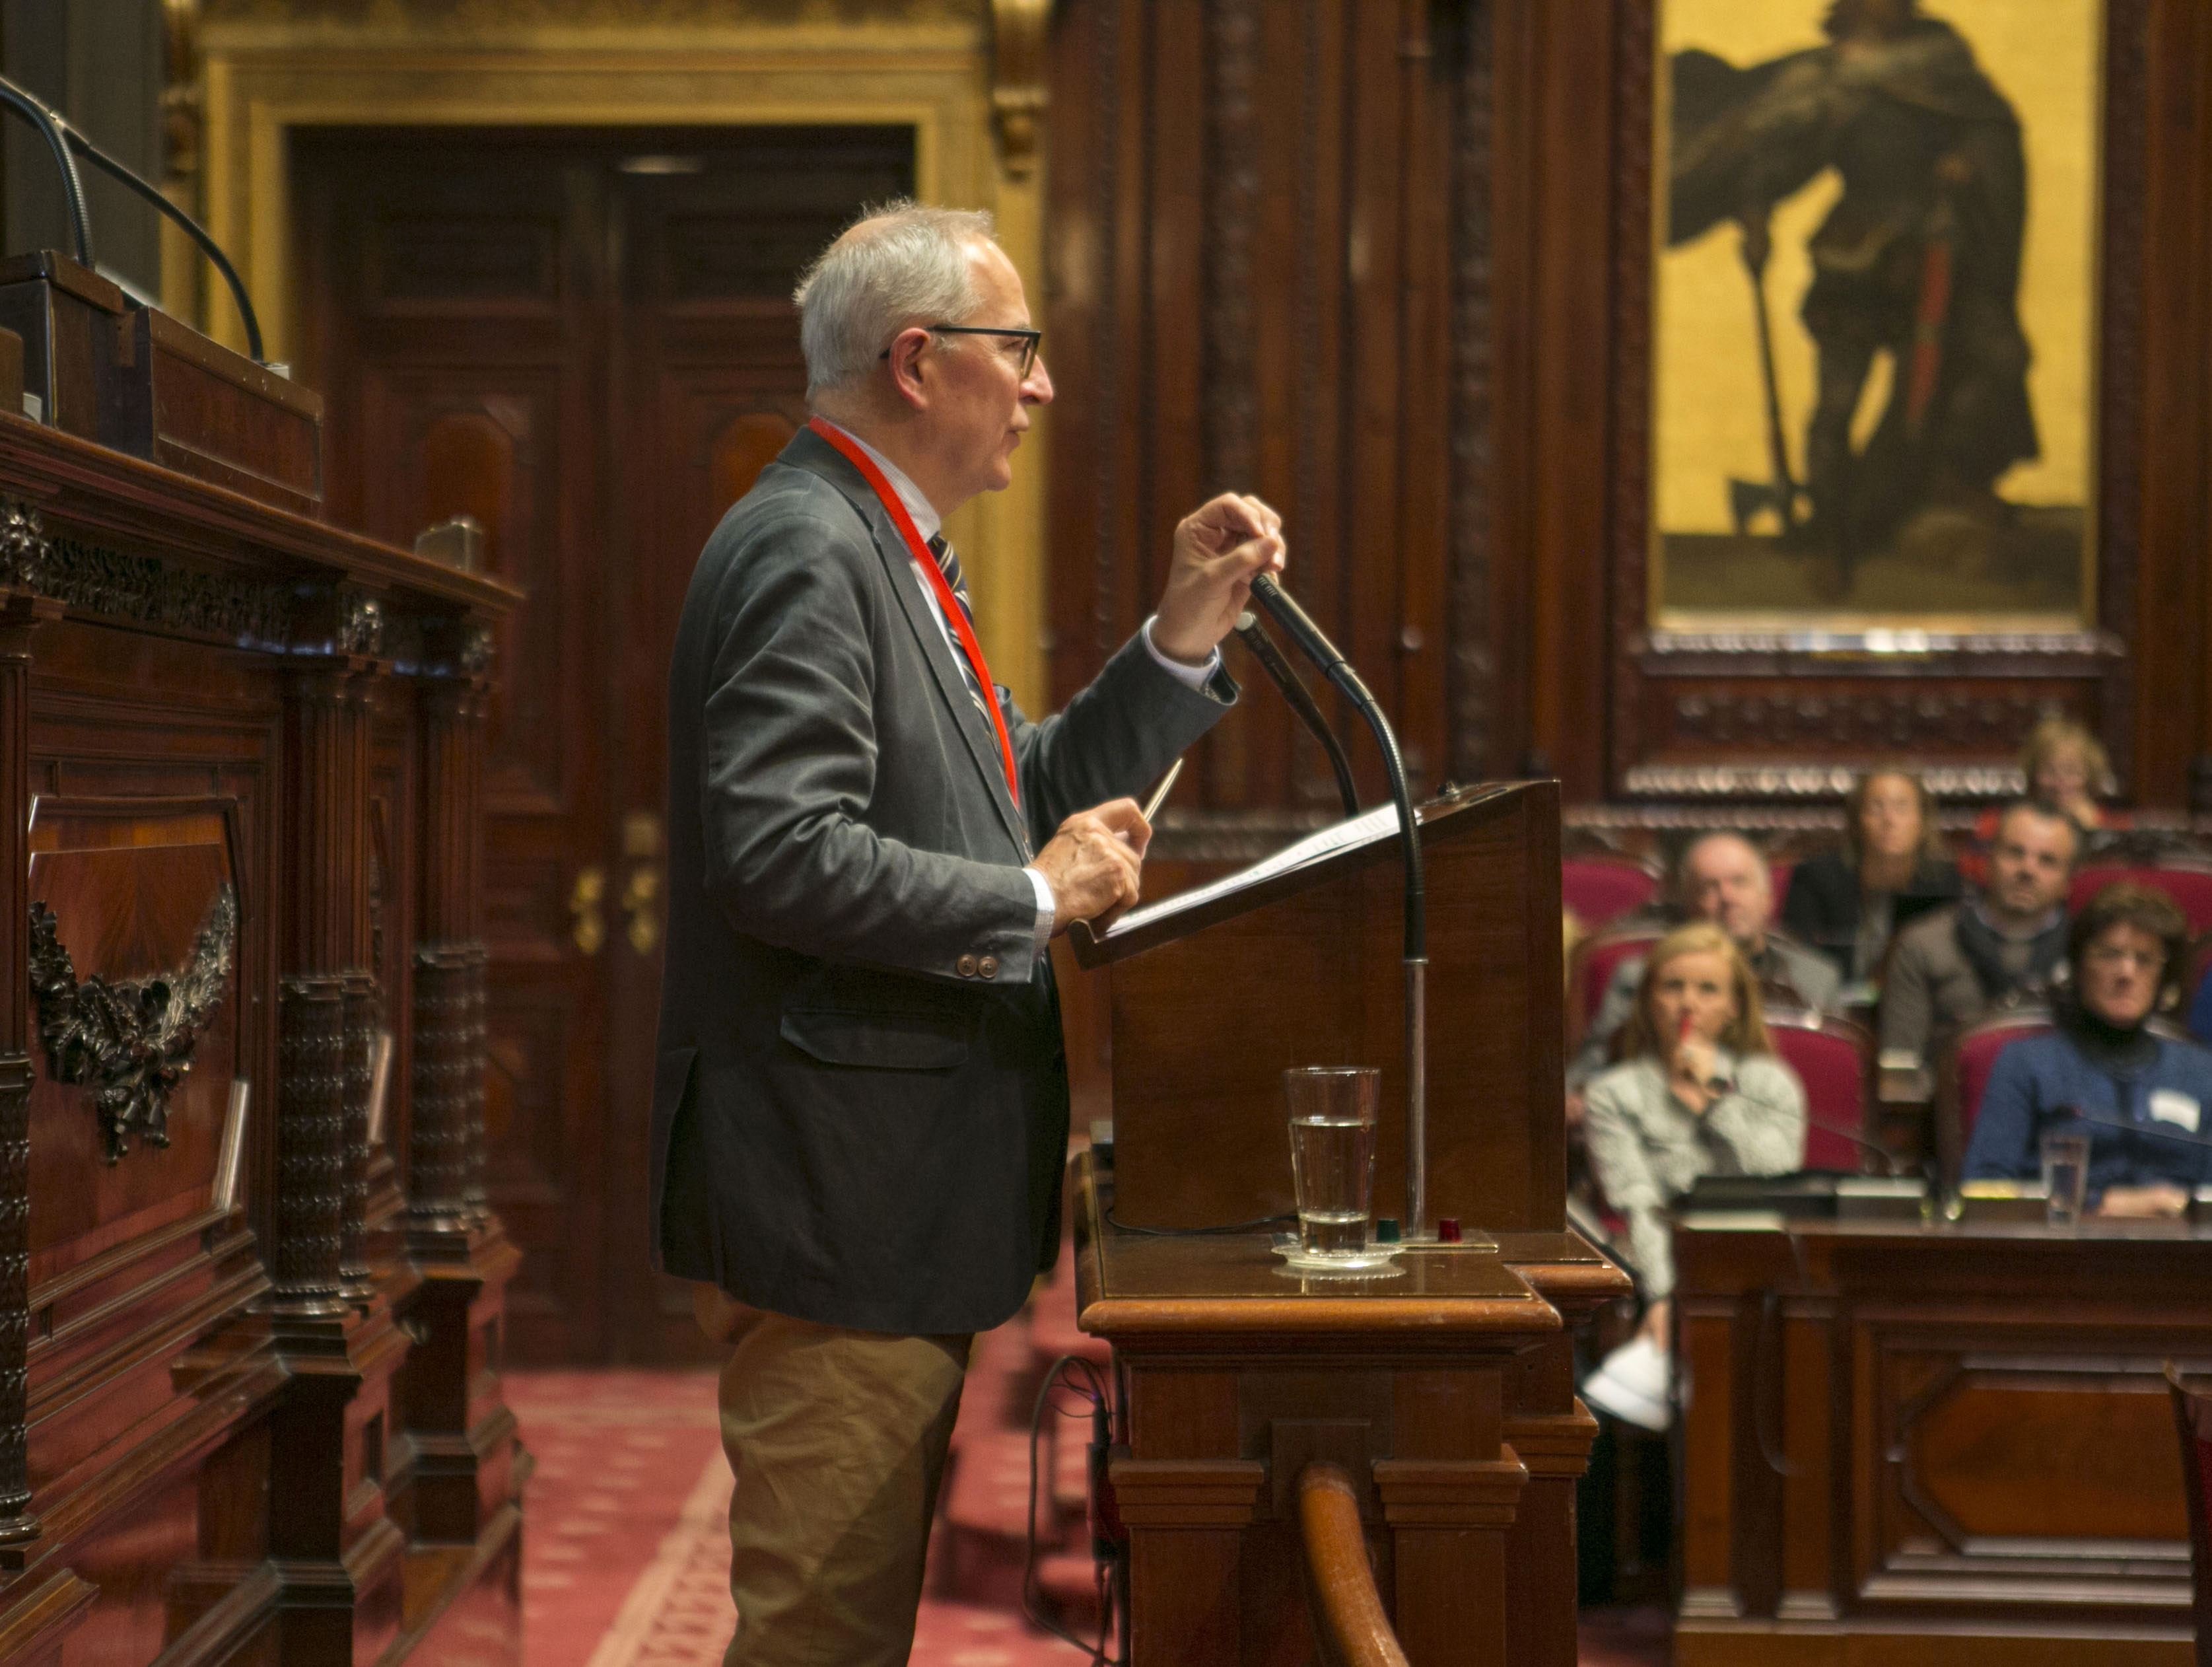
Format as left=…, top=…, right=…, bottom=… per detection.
left=1568, top=832, right=1838, bottom=1099
left=1978, top=716, right=2120, bottom=845
left=1783, top=767, right=1962, bottom=984
left=1964, top=884, right=2212, bottom=1217
left=1582, top=922, right=1809, bottom=1357
left=1881, top=799, right=2079, bottom=1067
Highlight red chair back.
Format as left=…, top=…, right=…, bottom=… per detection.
left=2190, top=933, right=2212, bottom=1017
left=1567, top=926, right=1664, bottom=1036
left=1770, top=860, right=1797, bottom=920
left=2071, top=863, right=2212, bottom=934
left=1562, top=855, right=1661, bottom=933
left=1935, top=1008, right=2054, bottom=1184
left=2165, top=1364, right=2212, bottom=1666
left=1765, top=1009, right=1874, bottom=1172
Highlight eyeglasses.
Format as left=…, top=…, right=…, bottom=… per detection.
left=880, top=324, right=1043, bottom=377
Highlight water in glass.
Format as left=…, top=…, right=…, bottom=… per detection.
left=1289, top=1116, right=1377, bottom=1254
left=2041, top=1128, right=2091, bottom=1227
left=1284, top=1065, right=1381, bottom=1258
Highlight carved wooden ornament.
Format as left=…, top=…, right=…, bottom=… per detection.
left=27, top=884, right=238, bottom=1162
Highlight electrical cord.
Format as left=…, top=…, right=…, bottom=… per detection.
left=1103, top=1207, right=1294, bottom=1237
left=1023, top=1354, right=1124, bottom=1666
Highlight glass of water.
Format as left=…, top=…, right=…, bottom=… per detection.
left=2040, top=1129, right=2092, bottom=1228
left=1285, top=1067, right=1381, bottom=1257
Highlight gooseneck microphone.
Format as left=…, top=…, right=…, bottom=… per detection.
left=0, top=79, right=92, bottom=269
left=0, top=73, right=267, bottom=363
left=1244, top=571, right=1433, bottom=1238
left=1231, top=609, right=1359, bottom=817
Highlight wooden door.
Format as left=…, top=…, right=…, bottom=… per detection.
left=294, top=126, right=913, bottom=1362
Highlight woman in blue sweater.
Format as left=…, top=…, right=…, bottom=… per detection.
left=1964, top=883, right=2212, bottom=1216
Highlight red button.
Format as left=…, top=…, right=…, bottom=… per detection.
left=1437, top=1218, right=1463, bottom=1243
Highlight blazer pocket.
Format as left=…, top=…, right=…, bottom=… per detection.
left=779, top=1005, right=971, bottom=1071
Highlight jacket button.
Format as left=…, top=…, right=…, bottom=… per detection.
left=978, top=956, right=999, bottom=980
left=956, top=954, right=979, bottom=978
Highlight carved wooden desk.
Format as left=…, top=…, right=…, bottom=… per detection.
left=1075, top=1153, right=1628, bottom=1667
left=1673, top=1210, right=2212, bottom=1666
left=0, top=414, right=520, bottom=1665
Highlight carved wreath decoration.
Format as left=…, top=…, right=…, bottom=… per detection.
left=28, top=885, right=238, bottom=1163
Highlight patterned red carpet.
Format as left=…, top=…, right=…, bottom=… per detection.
left=509, top=1255, right=1667, bottom=1666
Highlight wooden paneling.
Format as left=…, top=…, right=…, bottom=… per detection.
left=0, top=370, right=518, bottom=1664
left=1047, top=0, right=2212, bottom=818
left=1101, top=783, right=1565, bottom=1234
left=1672, top=1215, right=2212, bottom=1662
left=1047, top=0, right=1461, bottom=823
left=1077, top=1153, right=1628, bottom=1667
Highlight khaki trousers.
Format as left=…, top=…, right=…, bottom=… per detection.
left=697, top=1286, right=971, bottom=1667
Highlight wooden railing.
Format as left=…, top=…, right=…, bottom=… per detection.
left=1297, top=1462, right=1411, bottom=1667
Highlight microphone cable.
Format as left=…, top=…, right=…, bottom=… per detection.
left=1023, top=1353, right=1126, bottom=1666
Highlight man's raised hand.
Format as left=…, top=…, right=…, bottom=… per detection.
left=1033, top=799, right=1151, bottom=936
left=1152, top=492, right=1287, bottom=666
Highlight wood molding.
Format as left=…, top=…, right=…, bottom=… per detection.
left=1373, top=1451, right=1530, bottom=1528
left=1108, top=1457, right=1268, bottom=1528
left=988, top=0, right=1049, bottom=178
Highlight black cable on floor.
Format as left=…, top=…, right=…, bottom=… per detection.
left=1023, top=1353, right=1124, bottom=1666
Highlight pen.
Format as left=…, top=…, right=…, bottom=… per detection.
left=1140, top=758, right=1184, bottom=823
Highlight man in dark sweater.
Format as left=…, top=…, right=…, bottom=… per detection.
left=1880, top=798, right=2078, bottom=1065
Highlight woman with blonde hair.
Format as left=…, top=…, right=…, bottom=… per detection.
left=1581, top=922, right=1807, bottom=1425
left=1967, top=717, right=2122, bottom=871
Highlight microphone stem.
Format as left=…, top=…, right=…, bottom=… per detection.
left=1231, top=612, right=1359, bottom=817
left=1248, top=572, right=1430, bottom=1234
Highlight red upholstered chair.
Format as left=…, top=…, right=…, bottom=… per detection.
left=1562, top=854, right=1662, bottom=933
left=2166, top=1363, right=2212, bottom=1666
left=2190, top=932, right=2212, bottom=1018
left=1566, top=924, right=1665, bottom=1045
left=2071, top=860, right=2212, bottom=934
left=1933, top=1007, right=2054, bottom=1186
left=1765, top=1007, right=1877, bottom=1173
left=1770, top=859, right=1797, bottom=920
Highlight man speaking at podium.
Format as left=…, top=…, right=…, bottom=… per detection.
left=650, top=201, right=1284, bottom=1665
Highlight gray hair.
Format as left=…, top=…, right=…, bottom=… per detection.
left=793, top=199, right=997, bottom=398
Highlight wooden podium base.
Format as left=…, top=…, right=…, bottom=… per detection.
left=1074, top=1153, right=1628, bottom=1666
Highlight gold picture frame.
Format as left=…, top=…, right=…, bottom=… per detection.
left=1647, top=0, right=2105, bottom=633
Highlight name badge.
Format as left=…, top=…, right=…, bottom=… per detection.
left=2148, top=1089, right=2201, bottom=1133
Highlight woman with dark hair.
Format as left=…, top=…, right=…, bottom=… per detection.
left=1964, top=884, right=2212, bottom=1217
left=1781, top=766, right=1962, bottom=984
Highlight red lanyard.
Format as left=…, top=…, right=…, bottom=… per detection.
left=807, top=417, right=1019, bottom=806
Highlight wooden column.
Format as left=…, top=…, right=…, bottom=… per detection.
left=0, top=589, right=57, bottom=1559
left=1678, top=1296, right=1743, bottom=1621
left=270, top=643, right=410, bottom=1663
left=396, top=643, right=521, bottom=1549
left=1110, top=1457, right=1266, bottom=1662
left=407, top=679, right=484, bottom=1239
left=1777, top=1297, right=1838, bottom=1620
left=1502, top=1400, right=1601, bottom=1667
left=274, top=665, right=363, bottom=1316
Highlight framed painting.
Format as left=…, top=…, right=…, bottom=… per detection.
left=1648, top=0, right=2104, bottom=629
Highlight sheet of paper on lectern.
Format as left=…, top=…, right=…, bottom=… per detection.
left=1100, top=804, right=1400, bottom=940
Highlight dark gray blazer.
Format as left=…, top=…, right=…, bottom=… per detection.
left=650, top=426, right=1233, bottom=1335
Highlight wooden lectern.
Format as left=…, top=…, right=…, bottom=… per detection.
left=1070, top=781, right=1630, bottom=1666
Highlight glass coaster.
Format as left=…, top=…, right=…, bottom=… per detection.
left=1270, top=1234, right=1405, bottom=1277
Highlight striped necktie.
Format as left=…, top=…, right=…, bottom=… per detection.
left=926, top=533, right=975, bottom=629
left=925, top=533, right=992, bottom=713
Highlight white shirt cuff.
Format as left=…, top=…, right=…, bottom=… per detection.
left=1024, top=865, right=1056, bottom=958
left=1140, top=616, right=1221, bottom=690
